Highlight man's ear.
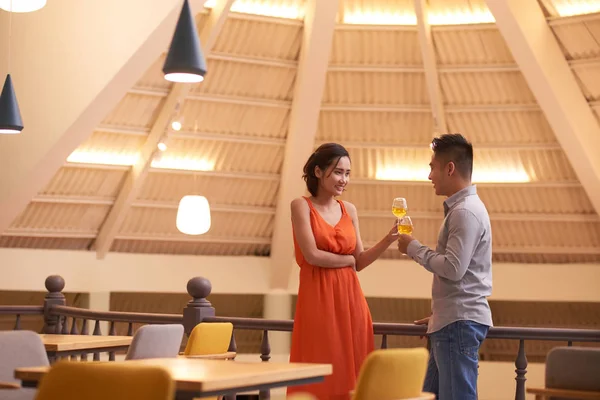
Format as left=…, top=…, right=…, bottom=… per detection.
left=447, top=161, right=456, bottom=176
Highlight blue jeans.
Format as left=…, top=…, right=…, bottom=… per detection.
left=423, top=320, right=489, bottom=400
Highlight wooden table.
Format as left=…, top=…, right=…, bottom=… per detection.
left=40, top=334, right=132, bottom=361
left=15, top=358, right=332, bottom=399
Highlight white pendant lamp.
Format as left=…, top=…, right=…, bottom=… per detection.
left=0, top=0, right=46, bottom=12
left=176, top=195, right=211, bottom=235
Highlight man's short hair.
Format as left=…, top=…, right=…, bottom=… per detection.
left=431, top=133, right=473, bottom=179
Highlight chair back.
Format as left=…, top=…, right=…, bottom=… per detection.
left=0, top=331, right=49, bottom=400
left=546, top=346, right=600, bottom=400
left=125, top=324, right=184, bottom=360
left=34, top=361, right=174, bottom=400
left=352, top=348, right=429, bottom=400
left=183, top=322, right=233, bottom=356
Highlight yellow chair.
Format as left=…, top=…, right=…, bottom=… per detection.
left=183, top=322, right=235, bottom=359
left=352, top=348, right=433, bottom=400
left=34, top=361, right=174, bottom=400
left=182, top=322, right=234, bottom=400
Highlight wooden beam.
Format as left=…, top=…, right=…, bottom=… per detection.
left=209, top=52, right=298, bottom=68
left=93, top=0, right=235, bottom=259
left=114, top=235, right=271, bottom=244
left=30, top=195, right=598, bottom=222
left=356, top=211, right=600, bottom=223
left=320, top=103, right=539, bottom=112
left=5, top=228, right=600, bottom=256
left=187, top=93, right=291, bottom=108
left=269, top=0, right=340, bottom=289
left=328, top=64, right=521, bottom=73
left=486, top=0, right=600, bottom=217
left=414, top=0, right=448, bottom=133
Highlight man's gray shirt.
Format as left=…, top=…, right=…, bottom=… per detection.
left=407, top=185, right=493, bottom=334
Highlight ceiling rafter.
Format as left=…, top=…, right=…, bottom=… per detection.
left=486, top=0, right=600, bottom=217
left=269, top=0, right=341, bottom=289
left=96, top=126, right=286, bottom=146
left=328, top=64, right=521, bottom=73
left=5, top=229, right=600, bottom=256
left=414, top=0, right=448, bottom=133
left=93, top=0, right=235, bottom=259
left=320, top=104, right=541, bottom=112
left=55, top=163, right=584, bottom=188
left=128, top=88, right=293, bottom=108
left=29, top=195, right=599, bottom=223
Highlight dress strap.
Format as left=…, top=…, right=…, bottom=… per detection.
left=302, top=196, right=315, bottom=211
left=337, top=199, right=348, bottom=215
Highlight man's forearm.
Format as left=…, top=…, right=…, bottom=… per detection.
left=406, top=240, right=464, bottom=281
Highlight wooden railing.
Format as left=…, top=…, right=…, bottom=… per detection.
left=1, top=274, right=599, bottom=400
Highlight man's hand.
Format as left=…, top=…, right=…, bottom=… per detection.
left=397, top=234, right=414, bottom=254
left=414, top=316, right=430, bottom=339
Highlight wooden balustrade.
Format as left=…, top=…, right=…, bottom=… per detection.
left=1, top=274, right=599, bottom=400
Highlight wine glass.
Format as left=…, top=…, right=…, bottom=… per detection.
left=392, top=197, right=407, bottom=218
left=398, top=216, right=413, bottom=235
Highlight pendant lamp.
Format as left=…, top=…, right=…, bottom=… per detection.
left=0, top=74, right=23, bottom=134
left=176, top=195, right=211, bottom=235
left=163, top=0, right=206, bottom=83
left=0, top=0, right=46, bottom=12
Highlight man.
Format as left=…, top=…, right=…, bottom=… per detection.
left=397, top=133, right=493, bottom=399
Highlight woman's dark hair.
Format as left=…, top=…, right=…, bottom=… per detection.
left=302, top=143, right=350, bottom=196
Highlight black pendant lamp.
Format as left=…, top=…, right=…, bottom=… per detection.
left=0, top=74, right=23, bottom=134
left=162, top=0, right=207, bottom=83
left=1, top=0, right=23, bottom=135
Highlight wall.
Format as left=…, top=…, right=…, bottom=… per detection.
left=2, top=248, right=599, bottom=302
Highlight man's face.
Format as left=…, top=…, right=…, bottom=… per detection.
left=428, top=153, right=448, bottom=196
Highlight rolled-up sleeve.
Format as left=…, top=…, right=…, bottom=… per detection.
left=406, top=209, right=482, bottom=281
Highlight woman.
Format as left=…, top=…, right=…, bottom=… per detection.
left=287, top=143, right=398, bottom=399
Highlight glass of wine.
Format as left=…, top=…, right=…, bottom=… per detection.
left=392, top=197, right=407, bottom=218
left=398, top=216, right=413, bottom=235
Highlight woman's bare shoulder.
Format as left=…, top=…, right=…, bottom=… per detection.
left=342, top=200, right=357, bottom=215
left=291, top=197, right=309, bottom=211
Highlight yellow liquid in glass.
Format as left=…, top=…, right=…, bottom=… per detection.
left=398, top=224, right=413, bottom=235
left=392, top=207, right=407, bottom=218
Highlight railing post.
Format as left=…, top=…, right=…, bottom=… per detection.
left=514, top=339, right=528, bottom=400
left=43, top=275, right=66, bottom=334
left=183, top=277, right=215, bottom=336
left=259, top=329, right=272, bottom=399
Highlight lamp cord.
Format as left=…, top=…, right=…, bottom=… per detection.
left=8, top=0, right=12, bottom=73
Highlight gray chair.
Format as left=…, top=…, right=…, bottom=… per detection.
left=0, top=330, right=50, bottom=400
left=125, top=324, right=184, bottom=360
left=527, top=346, right=600, bottom=400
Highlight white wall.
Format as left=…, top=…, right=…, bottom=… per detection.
left=2, top=248, right=599, bottom=303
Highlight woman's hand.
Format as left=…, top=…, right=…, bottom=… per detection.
left=385, top=220, right=399, bottom=245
